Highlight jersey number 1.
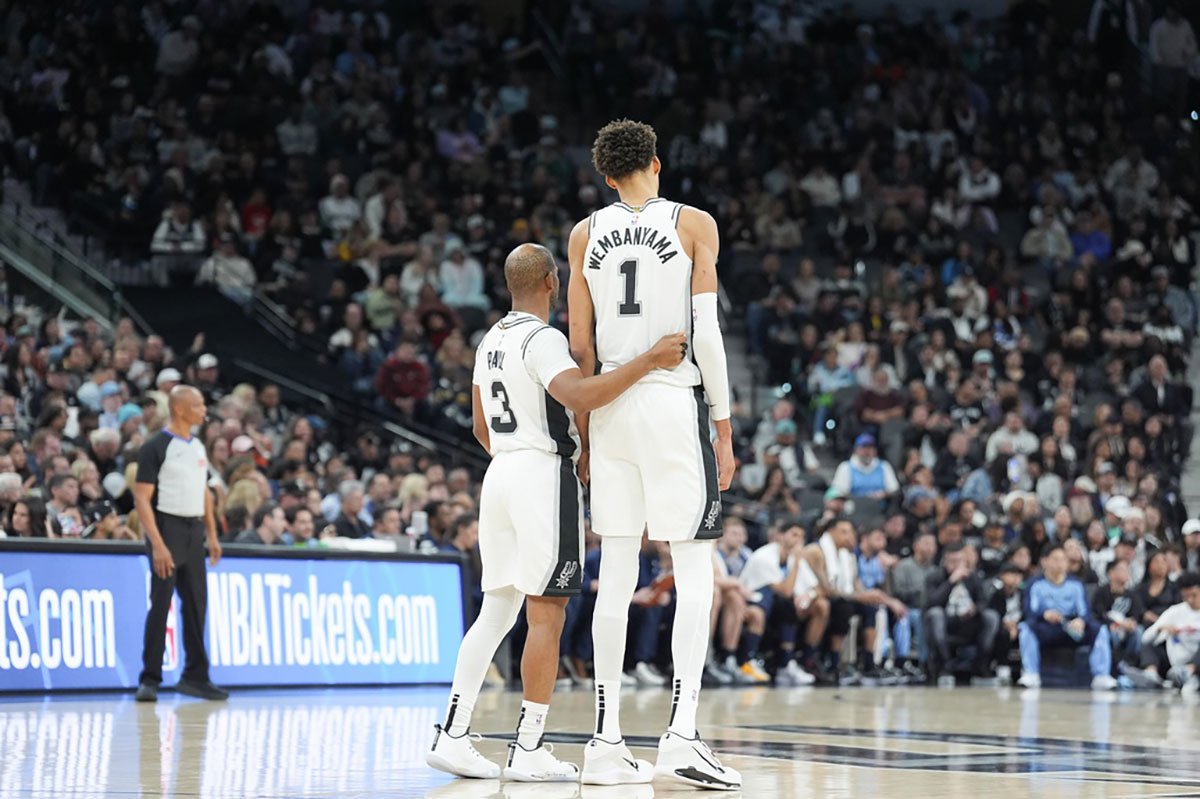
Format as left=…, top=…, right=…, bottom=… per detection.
left=490, top=381, right=518, bottom=433
left=618, top=259, right=641, bottom=316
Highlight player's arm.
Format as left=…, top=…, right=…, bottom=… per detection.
left=682, top=206, right=734, bottom=490
left=471, top=384, right=491, bottom=454
left=547, top=333, right=687, bottom=414
left=567, top=218, right=596, bottom=479
left=801, top=544, right=839, bottom=598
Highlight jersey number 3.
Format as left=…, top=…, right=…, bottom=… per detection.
left=618, top=258, right=641, bottom=316
left=490, top=381, right=518, bottom=433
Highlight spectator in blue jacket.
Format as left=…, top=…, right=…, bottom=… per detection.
left=1017, top=544, right=1116, bottom=689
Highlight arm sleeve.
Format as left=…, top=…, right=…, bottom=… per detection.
left=136, top=437, right=165, bottom=485
left=691, top=292, right=731, bottom=421
left=524, top=327, right=578, bottom=389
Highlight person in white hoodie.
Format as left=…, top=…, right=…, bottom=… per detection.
left=1124, top=571, right=1200, bottom=693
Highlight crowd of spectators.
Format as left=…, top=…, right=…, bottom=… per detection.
left=2, top=0, right=1200, bottom=690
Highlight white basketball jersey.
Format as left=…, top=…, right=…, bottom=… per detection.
left=473, top=312, right=580, bottom=459
left=583, top=198, right=700, bottom=388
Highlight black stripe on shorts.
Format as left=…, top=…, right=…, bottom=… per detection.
left=541, top=456, right=582, bottom=597
left=693, top=386, right=722, bottom=540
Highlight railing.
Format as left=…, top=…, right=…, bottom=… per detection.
left=0, top=202, right=151, bottom=333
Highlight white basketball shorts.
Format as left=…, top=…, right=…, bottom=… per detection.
left=589, top=382, right=722, bottom=542
left=478, top=449, right=584, bottom=597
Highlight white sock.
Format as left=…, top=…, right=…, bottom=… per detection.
left=444, top=692, right=474, bottom=737
left=668, top=677, right=702, bottom=738
left=444, top=587, right=524, bottom=735
left=667, top=541, right=715, bottom=738
left=594, top=680, right=622, bottom=741
left=516, top=700, right=549, bottom=749
left=592, top=537, right=640, bottom=741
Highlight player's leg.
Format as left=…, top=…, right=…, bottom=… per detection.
left=584, top=397, right=653, bottom=785
left=427, top=586, right=525, bottom=778
left=649, top=386, right=740, bottom=790
left=429, top=458, right=523, bottom=779
left=502, top=452, right=585, bottom=781
left=504, top=595, right=580, bottom=782
left=800, top=595, right=830, bottom=675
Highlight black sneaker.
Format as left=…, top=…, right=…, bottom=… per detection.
left=135, top=682, right=158, bottom=702
left=176, top=678, right=229, bottom=701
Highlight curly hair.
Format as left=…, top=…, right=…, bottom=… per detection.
left=591, top=119, right=657, bottom=180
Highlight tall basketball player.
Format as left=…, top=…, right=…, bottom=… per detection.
left=568, top=120, right=739, bottom=789
left=426, top=243, right=687, bottom=782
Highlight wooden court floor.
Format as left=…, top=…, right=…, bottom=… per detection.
left=1, top=684, right=1198, bottom=798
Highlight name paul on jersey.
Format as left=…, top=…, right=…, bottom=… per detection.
left=587, top=225, right=678, bottom=269
left=487, top=350, right=506, bottom=370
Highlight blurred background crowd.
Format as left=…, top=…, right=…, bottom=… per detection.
left=0, top=0, right=1198, bottom=689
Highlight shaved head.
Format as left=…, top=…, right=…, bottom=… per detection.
left=505, top=244, right=556, bottom=298
left=168, top=384, right=201, bottom=411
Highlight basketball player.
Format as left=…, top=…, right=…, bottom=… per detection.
left=568, top=120, right=739, bottom=789
left=426, top=243, right=687, bottom=782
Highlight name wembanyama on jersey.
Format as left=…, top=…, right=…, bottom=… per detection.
left=586, top=224, right=679, bottom=269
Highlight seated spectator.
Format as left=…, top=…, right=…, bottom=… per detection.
left=195, top=234, right=257, bottom=306
left=236, top=501, right=286, bottom=545
left=439, top=244, right=489, bottom=314
left=375, top=341, right=432, bottom=420
left=830, top=434, right=900, bottom=503
left=438, top=514, right=482, bottom=614
left=856, top=526, right=911, bottom=676
left=890, top=532, right=939, bottom=671
left=319, top=174, right=361, bottom=238
left=1063, top=537, right=1099, bottom=585
left=806, top=346, right=856, bottom=445
left=924, top=542, right=999, bottom=680
left=1092, top=560, right=1144, bottom=671
left=985, top=412, right=1039, bottom=462
left=738, top=524, right=823, bottom=685
left=853, top=368, right=905, bottom=429
left=1135, top=550, right=1180, bottom=626
left=1017, top=544, right=1116, bottom=689
left=1184, top=520, right=1200, bottom=572
left=710, top=518, right=753, bottom=683
left=288, top=507, right=318, bottom=547
left=802, top=520, right=909, bottom=679
left=1126, top=571, right=1200, bottom=693
left=988, top=562, right=1026, bottom=674
left=332, top=480, right=369, bottom=539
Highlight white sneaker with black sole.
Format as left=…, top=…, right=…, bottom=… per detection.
left=783, top=659, right=816, bottom=686
left=703, top=661, right=733, bottom=686
left=581, top=738, right=653, bottom=785
left=1120, top=662, right=1165, bottom=689
left=654, top=731, right=741, bottom=790
left=504, top=740, right=580, bottom=782
left=426, top=724, right=501, bottom=779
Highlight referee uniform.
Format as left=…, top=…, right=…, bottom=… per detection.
left=137, top=428, right=213, bottom=688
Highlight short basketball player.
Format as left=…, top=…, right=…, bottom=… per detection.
left=426, top=243, right=687, bottom=782
left=567, top=120, right=739, bottom=789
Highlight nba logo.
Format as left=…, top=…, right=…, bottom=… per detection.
left=162, top=598, right=180, bottom=671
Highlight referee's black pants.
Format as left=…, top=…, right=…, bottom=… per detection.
left=140, top=513, right=210, bottom=686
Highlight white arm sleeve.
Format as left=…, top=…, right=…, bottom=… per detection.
left=691, top=291, right=731, bottom=421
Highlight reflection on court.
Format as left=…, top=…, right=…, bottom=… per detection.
left=0, top=686, right=1198, bottom=798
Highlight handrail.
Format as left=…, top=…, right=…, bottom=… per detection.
left=2, top=205, right=116, bottom=292
left=231, top=358, right=338, bottom=417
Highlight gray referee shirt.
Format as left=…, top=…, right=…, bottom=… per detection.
left=136, top=429, right=209, bottom=518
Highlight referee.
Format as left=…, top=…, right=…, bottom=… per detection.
left=134, top=385, right=228, bottom=702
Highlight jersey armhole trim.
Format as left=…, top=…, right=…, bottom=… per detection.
left=672, top=203, right=685, bottom=228
left=520, top=324, right=551, bottom=359
left=588, top=210, right=598, bottom=236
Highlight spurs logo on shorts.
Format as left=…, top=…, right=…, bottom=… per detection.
left=703, top=500, right=722, bottom=531
left=555, top=560, right=579, bottom=590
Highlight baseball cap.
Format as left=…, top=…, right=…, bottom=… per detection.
left=775, top=419, right=798, bottom=436
left=1073, top=476, right=1098, bottom=493
left=100, top=381, right=121, bottom=398
left=1182, top=519, right=1200, bottom=536
left=854, top=433, right=876, bottom=448
left=117, top=403, right=143, bottom=426
left=156, top=367, right=182, bottom=387
left=83, top=500, right=116, bottom=525
left=824, top=485, right=846, bottom=502
left=231, top=435, right=255, bottom=453
left=1117, top=534, right=1138, bottom=548
left=467, top=214, right=485, bottom=229
left=972, top=349, right=994, bottom=364
left=280, top=480, right=307, bottom=497
left=1105, top=495, right=1131, bottom=519
left=197, top=354, right=219, bottom=370
left=1097, top=461, right=1115, bottom=475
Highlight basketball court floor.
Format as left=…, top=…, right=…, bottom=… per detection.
left=1, top=685, right=1198, bottom=798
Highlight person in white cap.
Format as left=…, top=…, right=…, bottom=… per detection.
left=156, top=368, right=182, bottom=393
left=1182, top=520, right=1200, bottom=572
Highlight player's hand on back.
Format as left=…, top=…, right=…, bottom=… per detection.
left=648, top=332, right=688, bottom=369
